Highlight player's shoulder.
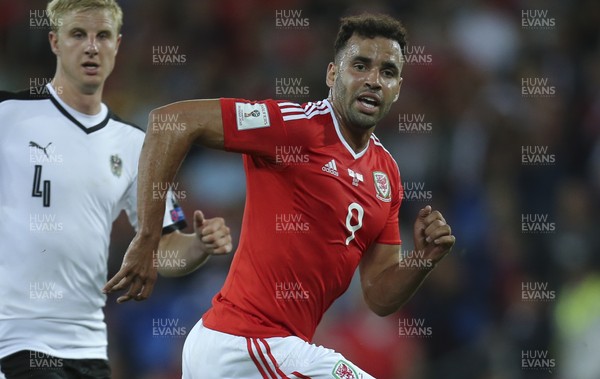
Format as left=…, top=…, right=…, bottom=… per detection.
left=0, top=88, right=50, bottom=104
left=370, top=133, right=400, bottom=172
left=107, top=108, right=144, bottom=135
left=224, top=97, right=331, bottom=123
left=275, top=99, right=332, bottom=123
left=104, top=110, right=146, bottom=159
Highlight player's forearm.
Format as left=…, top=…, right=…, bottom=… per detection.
left=136, top=105, right=198, bottom=239
left=156, top=231, right=209, bottom=277
left=365, top=259, right=434, bottom=316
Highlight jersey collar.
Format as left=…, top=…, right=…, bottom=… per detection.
left=46, top=84, right=110, bottom=135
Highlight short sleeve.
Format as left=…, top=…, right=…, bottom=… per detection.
left=161, top=189, right=187, bottom=234
left=121, top=178, right=187, bottom=234
left=220, top=98, right=290, bottom=158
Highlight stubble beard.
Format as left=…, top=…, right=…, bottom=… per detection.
left=332, top=82, right=380, bottom=131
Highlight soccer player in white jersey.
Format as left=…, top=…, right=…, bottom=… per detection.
left=105, top=13, right=455, bottom=379
left=0, top=1, right=232, bottom=378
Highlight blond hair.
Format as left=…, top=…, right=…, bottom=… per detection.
left=47, top=0, right=123, bottom=32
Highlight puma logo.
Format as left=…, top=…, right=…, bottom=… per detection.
left=29, top=141, right=52, bottom=158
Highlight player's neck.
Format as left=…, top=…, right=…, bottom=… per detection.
left=329, top=99, right=374, bottom=153
left=340, top=125, right=371, bottom=153
left=50, top=77, right=103, bottom=115
left=335, top=116, right=373, bottom=153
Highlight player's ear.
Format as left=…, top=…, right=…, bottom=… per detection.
left=393, top=77, right=403, bottom=103
left=115, top=33, right=122, bottom=55
left=326, top=62, right=336, bottom=88
left=49, top=31, right=59, bottom=56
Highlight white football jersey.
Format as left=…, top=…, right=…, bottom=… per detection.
left=0, top=84, right=186, bottom=360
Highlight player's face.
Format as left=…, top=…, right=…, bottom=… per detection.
left=327, top=35, right=403, bottom=130
left=49, top=9, right=121, bottom=94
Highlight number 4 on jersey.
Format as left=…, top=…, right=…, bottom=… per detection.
left=32, top=165, right=51, bottom=207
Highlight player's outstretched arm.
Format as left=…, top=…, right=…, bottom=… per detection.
left=359, top=205, right=455, bottom=316
left=157, top=210, right=232, bottom=277
left=103, top=100, right=225, bottom=302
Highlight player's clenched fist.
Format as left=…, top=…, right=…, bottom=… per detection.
left=413, top=205, right=455, bottom=264
left=194, top=210, right=232, bottom=256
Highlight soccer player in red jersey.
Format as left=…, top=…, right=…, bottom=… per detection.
left=105, top=13, right=455, bottom=378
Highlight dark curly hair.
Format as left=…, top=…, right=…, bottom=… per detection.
left=333, top=13, right=407, bottom=61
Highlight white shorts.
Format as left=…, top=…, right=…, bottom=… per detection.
left=182, top=319, right=375, bottom=379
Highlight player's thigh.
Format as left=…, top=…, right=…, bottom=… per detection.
left=0, top=351, right=67, bottom=379
left=182, top=321, right=374, bottom=379
left=63, top=358, right=110, bottom=379
left=183, top=319, right=260, bottom=379
left=263, top=336, right=376, bottom=379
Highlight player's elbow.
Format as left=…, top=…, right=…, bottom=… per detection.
left=157, top=266, right=189, bottom=278
left=366, top=301, right=398, bottom=317
left=157, top=267, right=179, bottom=278
left=157, top=258, right=207, bottom=278
left=363, top=292, right=400, bottom=317
left=148, top=105, right=188, bottom=135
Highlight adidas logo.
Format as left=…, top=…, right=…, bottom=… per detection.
left=322, top=159, right=339, bottom=176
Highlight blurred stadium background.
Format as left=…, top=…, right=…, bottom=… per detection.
left=1, top=0, right=599, bottom=378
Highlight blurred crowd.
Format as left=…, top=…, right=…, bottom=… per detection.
left=1, top=0, right=599, bottom=378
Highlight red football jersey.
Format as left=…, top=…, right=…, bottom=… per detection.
left=202, top=98, right=403, bottom=342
